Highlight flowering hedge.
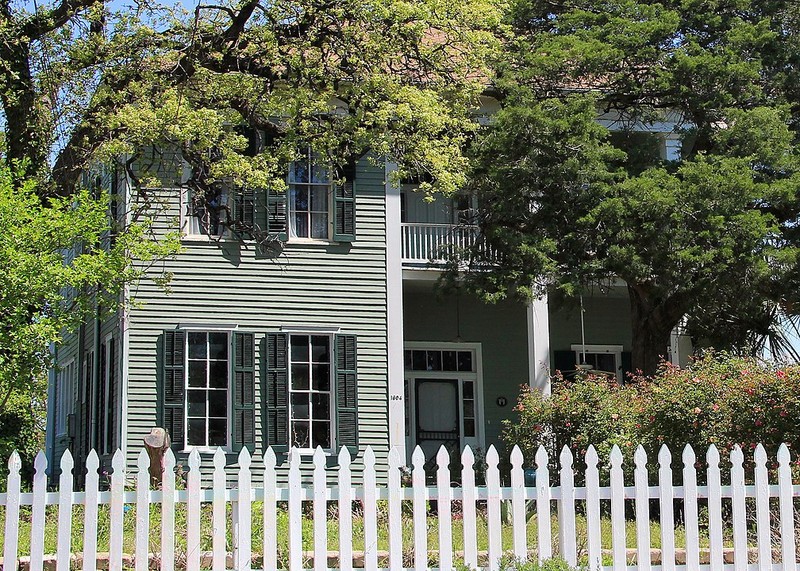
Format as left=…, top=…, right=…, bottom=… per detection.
left=502, top=353, right=800, bottom=482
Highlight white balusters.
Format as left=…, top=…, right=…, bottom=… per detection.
left=263, top=448, right=278, bottom=571
left=658, top=445, right=675, bottom=571
left=609, top=445, right=626, bottom=571
left=211, top=447, right=226, bottom=571
left=4, top=451, right=22, bottom=571
left=363, top=447, right=379, bottom=571
left=707, top=445, right=724, bottom=571
left=161, top=449, right=176, bottom=571
left=338, top=447, right=353, bottom=571
left=186, top=449, right=201, bottom=571
left=436, top=446, right=453, bottom=571
left=387, top=447, right=403, bottom=571
left=730, top=445, right=747, bottom=571
left=412, top=446, right=427, bottom=571
left=682, top=445, right=700, bottom=571
left=535, top=446, right=551, bottom=562
left=558, top=446, right=577, bottom=567
left=461, top=446, right=478, bottom=570
left=777, top=444, right=797, bottom=571
left=486, top=445, right=502, bottom=571
left=754, top=444, right=771, bottom=571
left=83, top=450, right=99, bottom=571
left=109, top=450, right=125, bottom=571
left=510, top=446, right=527, bottom=562
left=135, top=450, right=150, bottom=571
left=287, top=448, right=302, bottom=571
left=585, top=446, right=602, bottom=571
left=30, top=451, right=47, bottom=571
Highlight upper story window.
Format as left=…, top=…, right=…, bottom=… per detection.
left=185, top=187, right=228, bottom=238
left=289, top=151, right=332, bottom=240
left=55, top=360, right=75, bottom=437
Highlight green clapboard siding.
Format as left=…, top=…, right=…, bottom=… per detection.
left=124, top=156, right=389, bottom=482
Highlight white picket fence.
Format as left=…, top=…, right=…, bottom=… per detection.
left=1, top=442, right=799, bottom=571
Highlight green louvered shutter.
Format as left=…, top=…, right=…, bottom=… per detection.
left=161, top=330, right=185, bottom=451
left=334, top=334, right=358, bottom=454
left=232, top=332, right=256, bottom=452
left=233, top=189, right=256, bottom=238
left=333, top=161, right=356, bottom=242
left=266, top=189, right=288, bottom=241
left=265, top=333, right=289, bottom=453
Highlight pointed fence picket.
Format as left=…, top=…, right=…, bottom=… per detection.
left=4, top=442, right=800, bottom=571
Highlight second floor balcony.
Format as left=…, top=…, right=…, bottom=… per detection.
left=401, top=222, right=482, bottom=266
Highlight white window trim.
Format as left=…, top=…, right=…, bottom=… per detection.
left=56, top=359, right=75, bottom=438
left=180, top=187, right=237, bottom=243
left=182, top=330, right=233, bottom=453
left=287, top=152, right=335, bottom=243
left=287, top=331, right=337, bottom=454
left=570, top=344, right=624, bottom=382
left=403, top=342, right=485, bottom=457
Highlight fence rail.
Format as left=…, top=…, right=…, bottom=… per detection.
left=1, top=443, right=799, bottom=571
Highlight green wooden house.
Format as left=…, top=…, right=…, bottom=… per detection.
left=45, top=111, right=691, bottom=483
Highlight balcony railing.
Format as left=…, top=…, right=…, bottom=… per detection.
left=401, top=223, right=481, bottom=265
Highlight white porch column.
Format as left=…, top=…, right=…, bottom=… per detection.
left=527, top=294, right=551, bottom=395
left=385, top=162, right=406, bottom=459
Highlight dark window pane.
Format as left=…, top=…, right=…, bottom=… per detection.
left=457, top=351, right=473, bottom=372
left=463, top=419, right=475, bottom=437
left=293, top=214, right=308, bottom=238
left=291, top=393, right=309, bottom=419
left=312, top=422, right=331, bottom=448
left=291, top=336, right=309, bottom=362
left=463, top=400, right=474, bottom=417
left=596, top=353, right=616, bottom=373
left=187, top=418, right=206, bottom=446
left=291, top=161, right=309, bottom=184
left=208, top=332, right=228, bottom=360
left=412, top=350, right=426, bottom=371
left=291, top=421, right=309, bottom=448
left=311, top=393, right=330, bottom=420
left=404, top=350, right=412, bottom=369
left=310, top=186, right=328, bottom=211
left=187, top=390, right=206, bottom=417
left=188, top=361, right=207, bottom=388
left=311, top=213, right=328, bottom=239
left=463, top=381, right=474, bottom=399
left=311, top=162, right=328, bottom=184
left=426, top=351, right=441, bottom=371
left=311, top=336, right=329, bottom=362
left=312, top=364, right=330, bottom=390
left=291, top=364, right=310, bottom=390
left=209, top=393, right=227, bottom=417
left=442, top=351, right=457, bottom=371
left=188, top=332, right=207, bottom=359
left=208, top=419, right=227, bottom=446
left=209, top=361, right=228, bottom=388
left=292, top=185, right=309, bottom=209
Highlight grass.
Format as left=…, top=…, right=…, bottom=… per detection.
left=1, top=499, right=738, bottom=567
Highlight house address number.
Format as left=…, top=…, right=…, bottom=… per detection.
left=390, top=394, right=403, bottom=401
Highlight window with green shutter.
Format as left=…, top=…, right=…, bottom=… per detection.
left=266, top=331, right=358, bottom=454
left=232, top=332, right=256, bottom=452
left=160, top=330, right=186, bottom=450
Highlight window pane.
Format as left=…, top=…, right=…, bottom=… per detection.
left=457, top=351, right=473, bottom=372
left=463, top=381, right=474, bottom=399
left=188, top=332, right=207, bottom=359
left=310, top=187, right=328, bottom=211
left=187, top=390, right=206, bottom=417
left=463, top=419, right=475, bottom=438
left=312, top=364, right=330, bottom=390
left=209, top=393, right=227, bottom=418
left=291, top=364, right=310, bottom=390
left=291, top=160, right=309, bottom=183
left=311, top=162, right=329, bottom=184
left=208, top=333, right=227, bottom=360
left=209, top=361, right=228, bottom=388
left=463, top=400, right=474, bottom=417
left=188, top=361, right=207, bottom=388
left=293, top=213, right=309, bottom=237
left=291, top=421, right=310, bottom=448
left=426, top=351, right=441, bottom=371
left=596, top=353, right=616, bottom=373
left=291, top=393, right=309, bottom=419
left=442, top=351, right=457, bottom=371
left=291, top=335, right=309, bottom=362
left=404, top=350, right=412, bottom=369
left=311, top=213, right=328, bottom=239
left=312, top=422, right=331, bottom=448
left=208, top=419, right=227, bottom=446
left=412, top=350, right=426, bottom=371
left=311, top=393, right=330, bottom=420
left=187, top=418, right=206, bottom=446
left=311, top=336, right=329, bottom=362
left=292, top=185, right=309, bottom=210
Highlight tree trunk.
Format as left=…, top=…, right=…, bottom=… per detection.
left=627, top=284, right=687, bottom=376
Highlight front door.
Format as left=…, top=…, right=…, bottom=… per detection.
left=415, top=379, right=460, bottom=463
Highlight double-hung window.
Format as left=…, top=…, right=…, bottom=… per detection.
left=289, top=151, right=332, bottom=240
left=184, top=187, right=228, bottom=238
left=288, top=334, right=333, bottom=449
left=187, top=332, right=229, bottom=447
left=55, top=360, right=75, bottom=438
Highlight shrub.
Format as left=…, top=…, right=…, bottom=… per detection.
left=502, top=352, right=800, bottom=483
